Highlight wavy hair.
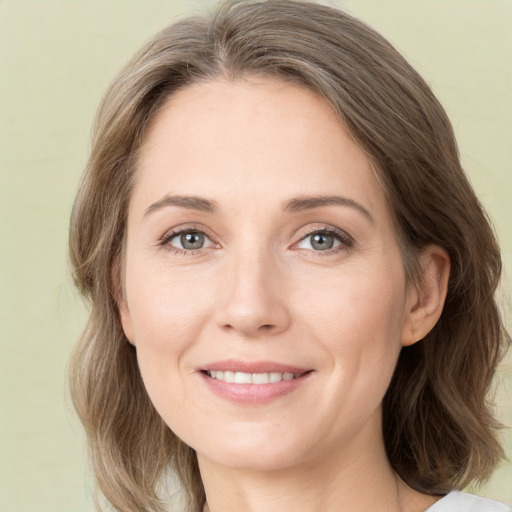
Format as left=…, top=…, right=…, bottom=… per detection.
left=69, top=1, right=510, bottom=511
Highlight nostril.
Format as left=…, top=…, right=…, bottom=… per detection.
left=215, top=298, right=291, bottom=336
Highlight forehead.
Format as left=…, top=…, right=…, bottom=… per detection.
left=133, top=77, right=389, bottom=221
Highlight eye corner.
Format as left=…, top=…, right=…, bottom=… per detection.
left=158, top=225, right=219, bottom=254
left=291, top=225, right=355, bottom=254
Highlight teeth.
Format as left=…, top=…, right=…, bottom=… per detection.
left=234, top=372, right=252, bottom=384
left=252, top=373, right=269, bottom=384
left=207, top=371, right=299, bottom=384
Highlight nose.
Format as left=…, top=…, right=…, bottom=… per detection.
left=214, top=248, right=291, bottom=337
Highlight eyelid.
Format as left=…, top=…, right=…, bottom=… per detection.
left=290, top=224, right=354, bottom=252
left=157, top=223, right=353, bottom=254
left=158, top=224, right=220, bottom=252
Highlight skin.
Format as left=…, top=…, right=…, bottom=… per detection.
left=119, top=77, right=450, bottom=512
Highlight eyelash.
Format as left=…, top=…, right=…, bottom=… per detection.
left=158, top=225, right=354, bottom=255
left=293, top=227, right=354, bottom=256
left=158, top=225, right=217, bottom=255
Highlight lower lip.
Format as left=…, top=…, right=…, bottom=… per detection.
left=200, top=372, right=313, bottom=404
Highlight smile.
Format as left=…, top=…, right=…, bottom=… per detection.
left=205, top=370, right=302, bottom=384
left=199, top=362, right=314, bottom=404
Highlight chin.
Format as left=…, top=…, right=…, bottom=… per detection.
left=173, top=419, right=294, bottom=469
left=189, top=423, right=325, bottom=473
left=199, top=443, right=307, bottom=473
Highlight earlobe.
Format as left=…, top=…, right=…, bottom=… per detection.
left=402, top=245, right=450, bottom=346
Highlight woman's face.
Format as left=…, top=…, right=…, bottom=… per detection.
left=120, top=77, right=417, bottom=471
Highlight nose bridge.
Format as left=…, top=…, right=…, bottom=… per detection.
left=231, top=244, right=272, bottom=302
left=215, top=238, right=290, bottom=336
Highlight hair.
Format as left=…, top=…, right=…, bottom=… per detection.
left=68, top=1, right=510, bottom=511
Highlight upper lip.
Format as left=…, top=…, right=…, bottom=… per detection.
left=199, top=359, right=311, bottom=374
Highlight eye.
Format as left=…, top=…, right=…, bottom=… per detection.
left=162, top=229, right=215, bottom=252
left=294, top=228, right=352, bottom=252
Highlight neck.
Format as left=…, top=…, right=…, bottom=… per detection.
left=198, top=415, right=436, bottom=512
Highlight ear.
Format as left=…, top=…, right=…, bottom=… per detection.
left=119, top=297, right=136, bottom=346
left=401, top=245, right=450, bottom=346
left=112, top=254, right=136, bottom=346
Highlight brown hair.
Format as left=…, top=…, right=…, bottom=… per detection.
left=69, top=1, right=510, bottom=511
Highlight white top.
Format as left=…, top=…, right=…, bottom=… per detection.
left=426, top=491, right=510, bottom=511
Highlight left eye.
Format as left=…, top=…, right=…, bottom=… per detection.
left=166, top=230, right=214, bottom=251
left=295, top=231, right=344, bottom=251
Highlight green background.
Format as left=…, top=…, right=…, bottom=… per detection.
left=0, top=1, right=510, bottom=511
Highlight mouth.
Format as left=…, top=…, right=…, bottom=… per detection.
left=202, top=369, right=310, bottom=384
left=198, top=360, right=314, bottom=404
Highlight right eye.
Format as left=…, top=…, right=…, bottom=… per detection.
left=163, top=229, right=215, bottom=252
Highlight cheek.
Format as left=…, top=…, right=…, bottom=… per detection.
left=298, top=262, right=407, bottom=343
left=298, top=262, right=407, bottom=395
left=123, top=263, right=215, bottom=405
left=125, top=256, right=214, bottom=346
left=126, top=292, right=208, bottom=433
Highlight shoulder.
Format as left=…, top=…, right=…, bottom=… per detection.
left=427, top=491, right=511, bottom=512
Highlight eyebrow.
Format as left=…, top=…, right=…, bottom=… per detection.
left=144, top=194, right=218, bottom=217
left=144, top=193, right=374, bottom=223
left=284, top=195, right=374, bottom=224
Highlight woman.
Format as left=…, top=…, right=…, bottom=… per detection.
left=68, top=1, right=511, bottom=511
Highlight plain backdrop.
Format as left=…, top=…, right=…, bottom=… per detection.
left=0, top=1, right=510, bottom=511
